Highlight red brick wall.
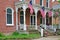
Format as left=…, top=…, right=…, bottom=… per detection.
left=0, top=0, right=19, bottom=33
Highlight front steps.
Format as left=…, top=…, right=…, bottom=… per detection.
left=43, top=29, right=57, bottom=37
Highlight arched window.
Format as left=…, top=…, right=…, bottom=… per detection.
left=6, top=7, right=14, bottom=26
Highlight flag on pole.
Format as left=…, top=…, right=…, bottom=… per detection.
left=28, top=0, right=33, bottom=14
left=48, top=11, right=52, bottom=17
left=40, top=7, right=45, bottom=18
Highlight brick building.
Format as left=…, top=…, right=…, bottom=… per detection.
left=0, top=0, right=60, bottom=33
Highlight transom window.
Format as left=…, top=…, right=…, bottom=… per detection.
left=6, top=8, right=14, bottom=26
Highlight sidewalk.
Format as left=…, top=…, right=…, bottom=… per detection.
left=33, top=36, right=60, bottom=40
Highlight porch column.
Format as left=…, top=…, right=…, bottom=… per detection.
left=45, top=10, right=46, bottom=29
left=52, top=12, right=53, bottom=29
left=35, top=9, right=38, bottom=30
left=16, top=7, right=18, bottom=31
left=23, top=5, right=26, bottom=30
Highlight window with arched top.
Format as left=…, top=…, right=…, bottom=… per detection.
left=6, top=7, right=14, bottom=26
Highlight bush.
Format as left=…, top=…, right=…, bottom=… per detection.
left=0, top=32, right=5, bottom=37
left=12, top=31, right=19, bottom=36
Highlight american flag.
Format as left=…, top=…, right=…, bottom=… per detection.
left=40, top=7, right=45, bottom=18
left=28, top=0, right=33, bottom=14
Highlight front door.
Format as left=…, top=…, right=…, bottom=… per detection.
left=20, top=11, right=24, bottom=30
left=30, top=15, right=36, bottom=26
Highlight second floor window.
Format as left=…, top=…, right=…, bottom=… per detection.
left=46, top=0, right=49, bottom=7
left=40, top=0, right=42, bottom=6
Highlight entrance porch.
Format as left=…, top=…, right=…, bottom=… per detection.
left=15, top=1, right=54, bottom=31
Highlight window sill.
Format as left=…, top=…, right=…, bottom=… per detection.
left=6, top=24, right=14, bottom=26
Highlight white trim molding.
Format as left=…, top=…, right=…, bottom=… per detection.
left=6, top=7, right=14, bottom=26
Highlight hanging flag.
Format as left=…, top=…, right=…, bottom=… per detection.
left=28, top=0, right=33, bottom=14
left=40, top=7, right=45, bottom=18
left=48, top=10, right=52, bottom=17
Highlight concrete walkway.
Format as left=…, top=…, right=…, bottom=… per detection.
left=33, top=36, right=60, bottom=40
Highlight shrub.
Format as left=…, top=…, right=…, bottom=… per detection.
left=12, top=31, right=19, bottom=36
left=0, top=32, right=5, bottom=37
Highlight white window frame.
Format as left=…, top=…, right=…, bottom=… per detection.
left=6, top=7, right=14, bottom=26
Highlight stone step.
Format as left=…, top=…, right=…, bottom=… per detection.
left=18, top=30, right=29, bottom=34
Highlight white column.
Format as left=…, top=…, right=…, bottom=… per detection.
left=45, top=10, right=46, bottom=29
left=41, top=28, right=43, bottom=37
left=16, top=7, right=18, bottom=31
left=23, top=5, right=26, bottom=30
left=35, top=9, right=38, bottom=30
left=52, top=12, right=53, bottom=29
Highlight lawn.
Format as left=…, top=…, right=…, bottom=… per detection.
left=0, top=31, right=41, bottom=40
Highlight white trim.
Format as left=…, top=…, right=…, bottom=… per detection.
left=32, top=0, right=35, bottom=4
left=23, top=5, right=26, bottom=30
left=52, top=12, right=53, bottom=29
left=52, top=0, right=55, bottom=2
left=42, top=0, right=44, bottom=6
left=16, top=7, right=18, bottom=30
left=6, top=7, right=14, bottom=26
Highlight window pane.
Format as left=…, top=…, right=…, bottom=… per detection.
left=7, top=14, right=12, bottom=24
left=20, top=16, right=24, bottom=24
left=31, top=16, right=33, bottom=25
left=20, top=11, right=24, bottom=15
left=40, top=0, right=42, bottom=5
left=40, top=17, right=42, bottom=24
left=46, top=0, right=48, bottom=7
left=7, top=8, right=12, bottom=14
